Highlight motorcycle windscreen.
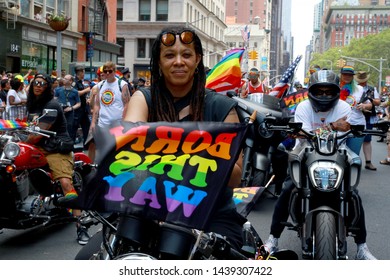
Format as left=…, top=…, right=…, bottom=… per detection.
left=78, top=120, right=248, bottom=230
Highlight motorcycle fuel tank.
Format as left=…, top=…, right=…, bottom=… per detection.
left=14, top=143, right=48, bottom=170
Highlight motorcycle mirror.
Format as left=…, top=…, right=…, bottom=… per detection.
left=42, top=109, right=58, bottom=118
left=34, top=109, right=58, bottom=126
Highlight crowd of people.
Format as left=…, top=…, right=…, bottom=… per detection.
left=1, top=26, right=387, bottom=260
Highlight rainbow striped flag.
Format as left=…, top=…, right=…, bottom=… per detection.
left=206, top=48, right=244, bottom=94
left=0, top=119, right=29, bottom=130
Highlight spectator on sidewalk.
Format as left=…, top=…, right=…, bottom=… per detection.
left=355, top=71, right=380, bottom=170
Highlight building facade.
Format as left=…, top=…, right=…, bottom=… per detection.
left=0, top=0, right=120, bottom=78
left=116, top=0, right=227, bottom=81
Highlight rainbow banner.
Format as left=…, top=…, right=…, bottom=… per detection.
left=0, top=119, right=29, bottom=130
left=206, top=48, right=244, bottom=94
left=79, top=120, right=248, bottom=230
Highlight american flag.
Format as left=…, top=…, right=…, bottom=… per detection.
left=241, top=25, right=250, bottom=42
left=269, top=55, right=302, bottom=98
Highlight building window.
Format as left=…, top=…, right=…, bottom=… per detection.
left=117, top=8, right=123, bottom=21
left=149, top=39, right=155, bottom=58
left=117, top=38, right=125, bottom=57
left=139, top=0, right=151, bottom=21
left=117, top=0, right=123, bottom=21
left=156, top=0, right=168, bottom=21
left=89, top=0, right=105, bottom=36
left=138, top=39, right=146, bottom=58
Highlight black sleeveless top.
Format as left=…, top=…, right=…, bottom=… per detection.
left=139, top=88, right=237, bottom=122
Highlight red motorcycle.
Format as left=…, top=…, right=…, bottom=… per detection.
left=0, top=109, right=95, bottom=230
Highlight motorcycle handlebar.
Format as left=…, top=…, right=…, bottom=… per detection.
left=29, top=126, right=57, bottom=137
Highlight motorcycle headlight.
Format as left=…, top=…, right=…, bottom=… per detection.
left=114, top=253, right=157, bottom=260
left=308, top=161, right=343, bottom=192
left=4, top=143, right=20, bottom=159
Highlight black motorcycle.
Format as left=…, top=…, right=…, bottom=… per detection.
left=227, top=92, right=289, bottom=194
left=71, top=120, right=297, bottom=260
left=266, top=119, right=389, bottom=259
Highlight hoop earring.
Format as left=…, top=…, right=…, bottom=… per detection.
left=159, top=68, right=162, bottom=77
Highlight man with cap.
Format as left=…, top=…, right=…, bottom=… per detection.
left=355, top=71, right=380, bottom=170
left=137, top=77, right=146, bottom=88
left=73, top=65, right=91, bottom=149
left=121, top=67, right=134, bottom=95
left=339, top=65, right=372, bottom=157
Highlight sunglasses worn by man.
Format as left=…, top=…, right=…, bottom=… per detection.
left=161, top=30, right=195, bottom=46
left=103, top=69, right=114, bottom=74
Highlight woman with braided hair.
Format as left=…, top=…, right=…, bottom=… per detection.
left=124, top=26, right=246, bottom=249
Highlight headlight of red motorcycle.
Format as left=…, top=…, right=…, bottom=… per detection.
left=4, top=143, right=20, bottom=159
left=308, top=161, right=343, bottom=192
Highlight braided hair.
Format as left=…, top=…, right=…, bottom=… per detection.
left=149, top=26, right=206, bottom=122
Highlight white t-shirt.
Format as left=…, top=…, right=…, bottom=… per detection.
left=294, top=99, right=352, bottom=132
left=342, top=84, right=367, bottom=126
left=6, top=89, right=22, bottom=111
left=97, top=78, right=126, bottom=127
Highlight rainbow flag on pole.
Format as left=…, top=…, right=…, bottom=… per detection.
left=206, top=48, right=244, bottom=94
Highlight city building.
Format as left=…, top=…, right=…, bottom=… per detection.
left=225, top=0, right=290, bottom=83
left=0, top=0, right=120, bottom=78
left=116, top=0, right=227, bottom=81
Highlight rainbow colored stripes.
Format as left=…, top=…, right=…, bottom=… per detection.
left=206, top=48, right=244, bottom=93
left=0, top=119, right=29, bottom=130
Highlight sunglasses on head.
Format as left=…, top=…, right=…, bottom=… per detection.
left=103, top=69, right=114, bottom=74
left=161, top=30, right=195, bottom=47
left=33, top=80, right=48, bottom=87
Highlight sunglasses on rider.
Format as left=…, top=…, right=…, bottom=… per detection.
left=103, top=69, right=114, bottom=74
left=161, top=30, right=195, bottom=47
left=33, top=80, right=48, bottom=87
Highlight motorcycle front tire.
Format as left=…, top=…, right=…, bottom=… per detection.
left=314, top=212, right=337, bottom=260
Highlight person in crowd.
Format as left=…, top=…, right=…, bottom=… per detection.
left=51, top=77, right=60, bottom=94
left=120, top=67, right=134, bottom=95
left=263, top=70, right=376, bottom=260
left=355, top=71, right=381, bottom=170
left=379, top=92, right=390, bottom=165
left=73, top=66, right=91, bottom=149
left=0, top=79, right=10, bottom=118
left=339, top=65, right=373, bottom=156
left=137, top=77, right=146, bottom=88
left=89, top=61, right=130, bottom=158
left=6, top=78, right=27, bottom=120
left=54, top=74, right=81, bottom=141
left=123, top=26, right=246, bottom=250
left=84, top=66, right=107, bottom=162
left=61, top=69, right=66, bottom=78
left=132, top=78, right=139, bottom=91
left=25, top=73, right=90, bottom=245
left=240, top=67, right=268, bottom=98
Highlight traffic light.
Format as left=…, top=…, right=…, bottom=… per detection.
left=248, top=50, right=253, bottom=60
left=336, top=58, right=346, bottom=68
left=248, top=50, right=258, bottom=60
left=253, top=50, right=258, bottom=60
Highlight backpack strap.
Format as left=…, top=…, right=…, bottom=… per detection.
left=99, top=79, right=124, bottom=92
